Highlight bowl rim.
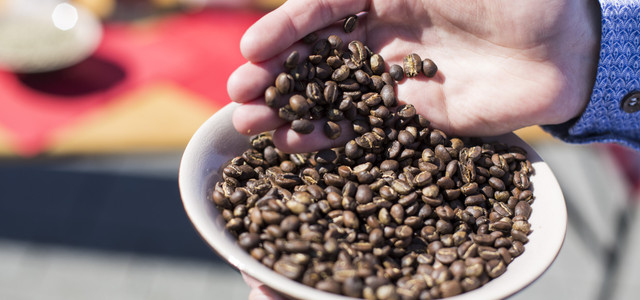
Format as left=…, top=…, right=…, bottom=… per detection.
left=179, top=102, right=567, bottom=300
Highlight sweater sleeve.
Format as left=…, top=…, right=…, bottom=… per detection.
left=542, top=0, right=640, bottom=150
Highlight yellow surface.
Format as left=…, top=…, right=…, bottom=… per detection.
left=514, top=125, right=555, bottom=144
left=0, top=126, right=16, bottom=156
left=71, top=0, right=116, bottom=19
left=47, top=82, right=220, bottom=155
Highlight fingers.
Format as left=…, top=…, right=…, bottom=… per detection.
left=228, top=40, right=310, bottom=103
left=232, top=101, right=355, bottom=153
left=241, top=0, right=370, bottom=62
left=242, top=272, right=288, bottom=300
left=229, top=13, right=371, bottom=104
left=232, top=99, right=287, bottom=135
left=249, top=285, right=287, bottom=300
left=241, top=272, right=263, bottom=289
left=271, top=119, right=354, bottom=153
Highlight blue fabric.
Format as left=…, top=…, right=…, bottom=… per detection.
left=542, top=0, right=640, bottom=150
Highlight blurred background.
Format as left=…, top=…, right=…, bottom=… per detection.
left=0, top=1, right=639, bottom=299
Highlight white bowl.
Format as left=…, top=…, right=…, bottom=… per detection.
left=179, top=103, right=567, bottom=300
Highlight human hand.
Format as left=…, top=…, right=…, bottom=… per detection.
left=242, top=272, right=289, bottom=300
left=228, top=0, right=599, bottom=154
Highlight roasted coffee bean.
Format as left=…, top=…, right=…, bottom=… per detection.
left=435, top=247, right=458, bottom=264
left=515, top=201, right=533, bottom=219
left=362, top=92, right=382, bottom=107
left=275, top=72, right=294, bottom=94
left=380, top=84, right=397, bottom=107
left=486, top=259, right=507, bottom=278
left=289, top=94, right=309, bottom=115
left=395, top=225, right=413, bottom=239
left=324, top=81, right=340, bottom=104
left=238, top=232, right=260, bottom=250
left=440, top=280, right=462, bottom=298
left=343, top=210, right=360, bottom=229
left=422, top=58, right=438, bottom=77
left=327, top=34, right=343, bottom=51
left=370, top=53, right=385, bottom=75
left=488, top=176, right=506, bottom=191
left=332, top=65, right=351, bottom=82
left=389, top=64, right=404, bottom=81
left=403, top=53, right=422, bottom=77
left=312, top=39, right=331, bottom=58
left=302, top=31, right=319, bottom=44
left=397, top=104, right=417, bottom=119
left=326, top=55, right=343, bottom=69
left=348, top=40, right=367, bottom=66
left=278, top=105, right=298, bottom=122
left=343, top=14, right=359, bottom=33
left=381, top=72, right=394, bottom=87
left=264, top=86, right=280, bottom=108
left=513, top=171, right=531, bottom=189
left=323, top=121, right=342, bottom=140
left=274, top=256, right=305, bottom=280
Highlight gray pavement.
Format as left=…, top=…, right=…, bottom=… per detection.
left=0, top=139, right=638, bottom=300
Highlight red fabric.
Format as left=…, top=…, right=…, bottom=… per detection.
left=0, top=9, right=262, bottom=156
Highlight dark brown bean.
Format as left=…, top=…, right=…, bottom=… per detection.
left=323, top=121, right=342, bottom=140
left=422, top=58, right=438, bottom=77
left=403, top=53, right=422, bottom=77
left=343, top=15, right=359, bottom=33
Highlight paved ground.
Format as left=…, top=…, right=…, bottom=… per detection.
left=0, top=140, right=638, bottom=300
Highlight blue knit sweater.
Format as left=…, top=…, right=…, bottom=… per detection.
left=543, top=0, right=640, bottom=150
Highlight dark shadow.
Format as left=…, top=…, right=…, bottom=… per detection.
left=16, top=56, right=126, bottom=97
left=0, top=164, right=225, bottom=263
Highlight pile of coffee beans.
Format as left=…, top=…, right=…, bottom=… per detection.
left=212, top=15, right=534, bottom=300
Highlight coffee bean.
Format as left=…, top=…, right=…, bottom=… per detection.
left=515, top=201, right=533, bottom=219
left=275, top=72, right=294, bottom=94
left=397, top=104, right=417, bottom=119
left=348, top=40, right=367, bottom=66
left=422, top=58, right=438, bottom=77
left=380, top=84, right=397, bottom=108
left=389, top=64, right=404, bottom=81
left=362, top=92, right=382, bottom=107
left=436, top=247, right=458, bottom=264
left=395, top=225, right=413, bottom=239
left=324, top=81, right=339, bottom=104
left=288, top=94, right=309, bottom=116
left=327, top=34, right=343, bottom=51
left=343, top=15, right=359, bottom=33
left=238, top=232, right=260, bottom=250
left=284, top=50, right=299, bottom=70
left=403, top=53, right=422, bottom=77
left=440, top=280, right=462, bottom=297
left=370, top=54, right=385, bottom=75
left=323, top=121, right=342, bottom=140
left=332, top=65, right=350, bottom=82
left=274, top=256, right=305, bottom=280
left=264, top=86, right=280, bottom=108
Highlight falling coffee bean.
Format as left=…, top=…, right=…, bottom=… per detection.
left=343, top=14, right=358, bottom=33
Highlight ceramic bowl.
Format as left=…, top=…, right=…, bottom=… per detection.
left=179, top=102, right=567, bottom=300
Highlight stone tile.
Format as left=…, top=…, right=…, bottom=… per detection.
left=609, top=201, right=640, bottom=300
left=510, top=222, right=606, bottom=299
left=533, top=142, right=629, bottom=252
left=0, top=240, right=248, bottom=300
